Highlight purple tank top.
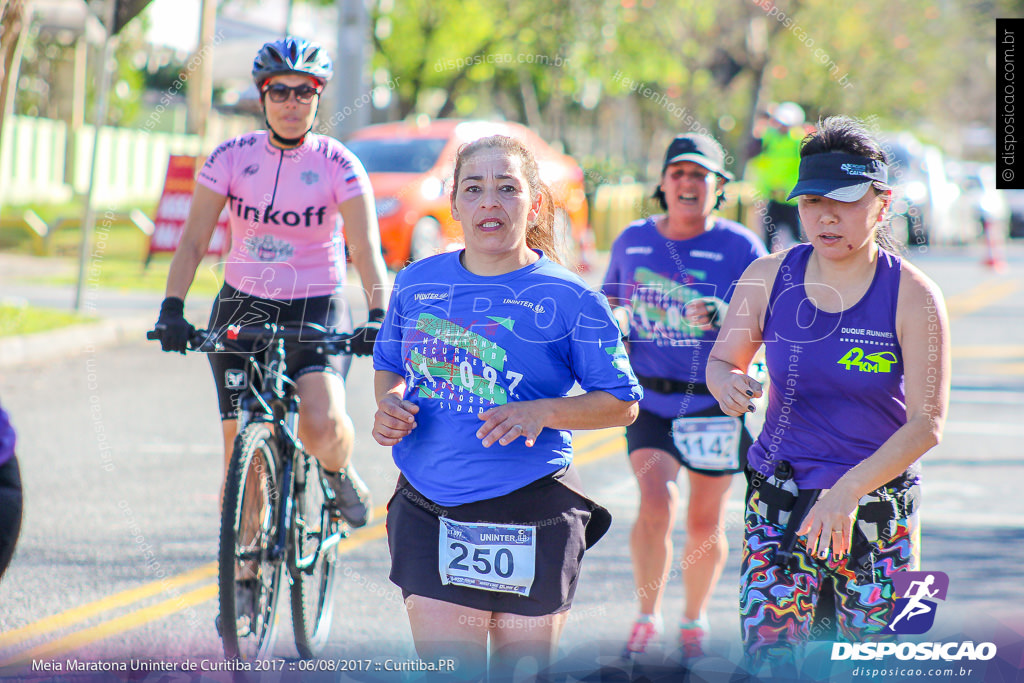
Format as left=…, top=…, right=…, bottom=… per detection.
left=0, top=405, right=15, bottom=467
left=748, top=244, right=907, bottom=488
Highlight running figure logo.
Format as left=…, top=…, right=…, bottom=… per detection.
left=887, top=571, right=949, bottom=634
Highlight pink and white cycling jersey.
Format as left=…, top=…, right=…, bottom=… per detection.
left=197, top=131, right=372, bottom=300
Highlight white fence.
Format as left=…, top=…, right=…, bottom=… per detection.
left=0, top=114, right=254, bottom=207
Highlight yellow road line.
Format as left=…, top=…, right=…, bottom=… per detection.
left=0, top=563, right=216, bottom=648
left=0, top=440, right=624, bottom=663
left=946, top=279, right=1020, bottom=319
left=335, top=519, right=388, bottom=553
left=571, top=427, right=620, bottom=451
left=0, top=584, right=218, bottom=668
left=0, top=507, right=390, bottom=654
left=574, top=434, right=627, bottom=466
left=0, top=524, right=393, bottom=668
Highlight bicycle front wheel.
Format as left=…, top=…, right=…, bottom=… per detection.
left=289, top=451, right=341, bottom=658
left=218, top=422, right=284, bottom=660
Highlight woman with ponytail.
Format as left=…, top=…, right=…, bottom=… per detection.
left=372, top=135, right=641, bottom=680
left=707, top=116, right=950, bottom=676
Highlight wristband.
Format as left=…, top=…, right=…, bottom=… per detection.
left=160, top=297, right=185, bottom=316
left=611, top=306, right=631, bottom=341
left=704, top=300, right=727, bottom=328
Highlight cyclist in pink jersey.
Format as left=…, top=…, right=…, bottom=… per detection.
left=153, top=37, right=388, bottom=529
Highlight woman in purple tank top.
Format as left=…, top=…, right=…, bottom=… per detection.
left=706, top=117, right=950, bottom=676
left=0, top=402, right=21, bottom=583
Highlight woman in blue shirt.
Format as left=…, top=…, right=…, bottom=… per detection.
left=373, top=135, right=641, bottom=679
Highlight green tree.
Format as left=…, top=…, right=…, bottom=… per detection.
left=313, top=1, right=1000, bottom=174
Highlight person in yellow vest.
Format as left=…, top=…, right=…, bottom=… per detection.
left=745, top=102, right=807, bottom=251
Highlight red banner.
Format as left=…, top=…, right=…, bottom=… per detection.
left=148, top=155, right=229, bottom=257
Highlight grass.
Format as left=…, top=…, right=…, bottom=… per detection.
left=35, top=254, right=223, bottom=296
left=0, top=302, right=97, bottom=338
left=1, top=213, right=223, bottom=296
left=0, top=204, right=219, bottom=337
left=0, top=213, right=151, bottom=259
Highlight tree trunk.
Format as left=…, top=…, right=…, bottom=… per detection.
left=0, top=0, right=28, bottom=214
left=0, top=0, right=27, bottom=133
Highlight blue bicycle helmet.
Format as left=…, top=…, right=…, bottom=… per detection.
left=252, top=37, right=333, bottom=88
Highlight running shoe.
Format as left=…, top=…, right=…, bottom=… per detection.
left=622, top=617, right=662, bottom=658
left=678, top=617, right=708, bottom=659
left=323, top=464, right=371, bottom=528
left=216, top=578, right=259, bottom=638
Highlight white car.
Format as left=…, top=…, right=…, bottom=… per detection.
left=881, top=133, right=949, bottom=246
left=945, top=162, right=1009, bottom=245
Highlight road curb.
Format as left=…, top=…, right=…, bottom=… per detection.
left=0, top=317, right=153, bottom=370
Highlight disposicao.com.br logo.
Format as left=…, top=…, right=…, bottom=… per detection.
left=832, top=571, right=997, bottom=662
left=889, top=570, right=949, bottom=634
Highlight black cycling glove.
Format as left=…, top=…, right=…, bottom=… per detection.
left=349, top=308, right=385, bottom=356
left=154, top=297, right=195, bottom=354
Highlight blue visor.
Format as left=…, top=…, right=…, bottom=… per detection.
left=787, top=153, right=889, bottom=202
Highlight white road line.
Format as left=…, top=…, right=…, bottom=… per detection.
left=950, top=391, right=1024, bottom=405
left=942, top=421, right=1024, bottom=436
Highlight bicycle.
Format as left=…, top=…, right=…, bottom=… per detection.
left=148, top=322, right=358, bottom=660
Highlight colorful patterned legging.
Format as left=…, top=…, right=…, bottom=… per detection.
left=740, top=486, right=917, bottom=670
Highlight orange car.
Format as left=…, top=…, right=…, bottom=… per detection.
left=345, top=119, right=589, bottom=270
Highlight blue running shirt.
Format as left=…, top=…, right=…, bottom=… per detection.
left=374, top=250, right=642, bottom=506
left=602, top=217, right=766, bottom=418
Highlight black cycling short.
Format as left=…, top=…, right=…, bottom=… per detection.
left=386, top=466, right=611, bottom=617
left=207, top=283, right=352, bottom=420
left=0, top=456, right=23, bottom=581
left=625, top=405, right=752, bottom=477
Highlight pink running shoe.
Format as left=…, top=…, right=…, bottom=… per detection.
left=622, top=618, right=662, bottom=658
left=678, top=619, right=707, bottom=659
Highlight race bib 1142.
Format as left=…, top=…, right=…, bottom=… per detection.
left=671, top=415, right=741, bottom=471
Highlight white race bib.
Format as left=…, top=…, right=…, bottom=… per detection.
left=671, top=415, right=742, bottom=471
left=438, top=518, right=536, bottom=596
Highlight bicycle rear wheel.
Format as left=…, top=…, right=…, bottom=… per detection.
left=218, top=422, right=284, bottom=660
left=289, top=450, right=341, bottom=658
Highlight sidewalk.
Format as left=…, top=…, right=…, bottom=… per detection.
left=0, top=253, right=210, bottom=371
left=0, top=249, right=615, bottom=371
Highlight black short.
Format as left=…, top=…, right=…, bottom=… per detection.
left=625, top=405, right=751, bottom=476
left=0, top=456, right=23, bottom=580
left=386, top=467, right=611, bottom=616
left=207, top=283, right=352, bottom=419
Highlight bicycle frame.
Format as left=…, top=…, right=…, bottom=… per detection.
left=227, top=328, right=348, bottom=571
left=151, top=321, right=356, bottom=658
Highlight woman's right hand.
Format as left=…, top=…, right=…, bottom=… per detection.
left=715, top=371, right=764, bottom=417
left=372, top=394, right=419, bottom=446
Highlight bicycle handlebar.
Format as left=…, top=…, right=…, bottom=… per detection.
left=147, top=323, right=358, bottom=355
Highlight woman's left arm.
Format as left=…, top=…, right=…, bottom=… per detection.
left=475, top=391, right=639, bottom=448
left=799, top=267, right=950, bottom=558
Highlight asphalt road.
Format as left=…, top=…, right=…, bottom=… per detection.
left=1, top=243, right=1023, bottom=682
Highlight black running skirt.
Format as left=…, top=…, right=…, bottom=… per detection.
left=386, top=466, right=610, bottom=616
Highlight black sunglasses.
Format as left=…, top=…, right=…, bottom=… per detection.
left=263, top=83, right=321, bottom=104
